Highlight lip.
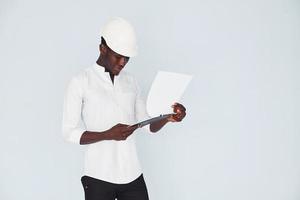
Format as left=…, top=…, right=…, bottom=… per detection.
left=115, top=65, right=124, bottom=71
left=113, top=66, right=123, bottom=75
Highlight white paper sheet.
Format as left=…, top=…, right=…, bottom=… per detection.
left=146, top=71, right=193, bottom=117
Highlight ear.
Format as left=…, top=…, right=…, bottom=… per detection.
left=100, top=44, right=107, bottom=55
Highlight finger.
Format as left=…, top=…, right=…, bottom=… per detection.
left=122, top=130, right=132, bottom=134
left=174, top=103, right=185, bottom=109
left=174, top=107, right=182, bottom=113
left=121, top=133, right=128, bottom=139
left=121, top=129, right=129, bottom=133
left=123, top=130, right=135, bottom=139
left=176, top=107, right=186, bottom=114
left=126, top=131, right=134, bottom=137
left=173, top=113, right=185, bottom=122
left=128, top=128, right=137, bottom=134
left=122, top=127, right=136, bottom=134
left=174, top=116, right=182, bottom=122
left=177, top=109, right=186, bottom=115
left=167, top=115, right=177, bottom=122
left=128, top=124, right=138, bottom=129
left=130, top=126, right=138, bottom=132
left=178, top=113, right=186, bottom=120
left=169, top=118, right=177, bottom=122
left=116, top=123, right=127, bottom=127
left=125, top=126, right=137, bottom=132
left=177, top=111, right=186, bottom=118
left=174, top=108, right=184, bottom=115
left=171, top=102, right=178, bottom=107
left=180, top=106, right=186, bottom=112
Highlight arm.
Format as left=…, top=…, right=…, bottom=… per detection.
left=62, top=77, right=86, bottom=144
left=79, top=130, right=109, bottom=145
left=62, top=77, right=138, bottom=144
left=79, top=124, right=138, bottom=145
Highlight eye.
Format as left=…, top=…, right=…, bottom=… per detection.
left=115, top=54, right=129, bottom=62
left=114, top=54, right=121, bottom=59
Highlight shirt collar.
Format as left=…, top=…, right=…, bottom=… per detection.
left=92, top=63, right=120, bottom=83
left=93, top=62, right=107, bottom=73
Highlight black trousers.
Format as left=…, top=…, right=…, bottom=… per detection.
left=81, top=174, right=149, bottom=200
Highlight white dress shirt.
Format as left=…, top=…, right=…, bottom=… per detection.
left=62, top=63, right=151, bottom=184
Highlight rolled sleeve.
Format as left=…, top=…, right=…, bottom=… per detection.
left=62, top=76, right=86, bottom=144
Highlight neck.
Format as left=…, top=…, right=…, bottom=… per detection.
left=96, top=56, right=115, bottom=83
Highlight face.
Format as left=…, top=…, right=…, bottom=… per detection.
left=101, top=44, right=130, bottom=76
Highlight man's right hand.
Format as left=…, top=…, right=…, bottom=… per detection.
left=106, top=123, right=138, bottom=141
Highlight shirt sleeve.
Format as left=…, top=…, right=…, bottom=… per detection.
left=62, top=76, right=86, bottom=144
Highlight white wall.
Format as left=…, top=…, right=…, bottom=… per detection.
left=0, top=0, right=299, bottom=199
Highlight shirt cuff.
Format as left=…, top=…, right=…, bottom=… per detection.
left=63, top=127, right=85, bottom=144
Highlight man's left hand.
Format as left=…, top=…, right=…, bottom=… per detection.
left=167, top=102, right=186, bottom=122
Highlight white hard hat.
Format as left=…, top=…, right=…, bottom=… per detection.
left=101, top=17, right=138, bottom=57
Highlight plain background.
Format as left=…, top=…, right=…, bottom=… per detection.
left=0, top=0, right=299, bottom=199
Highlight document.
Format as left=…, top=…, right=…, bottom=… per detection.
left=146, top=71, right=193, bottom=117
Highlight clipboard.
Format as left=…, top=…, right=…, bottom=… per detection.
left=130, top=113, right=174, bottom=128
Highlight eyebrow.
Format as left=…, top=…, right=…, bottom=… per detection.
left=113, top=51, right=129, bottom=59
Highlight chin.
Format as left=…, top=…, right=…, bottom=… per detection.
left=114, top=69, right=122, bottom=76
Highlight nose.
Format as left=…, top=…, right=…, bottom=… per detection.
left=118, top=56, right=129, bottom=66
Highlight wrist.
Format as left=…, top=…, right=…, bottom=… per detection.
left=165, top=117, right=171, bottom=123
left=102, top=130, right=112, bottom=140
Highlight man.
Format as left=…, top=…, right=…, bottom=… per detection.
left=62, top=17, right=186, bottom=200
